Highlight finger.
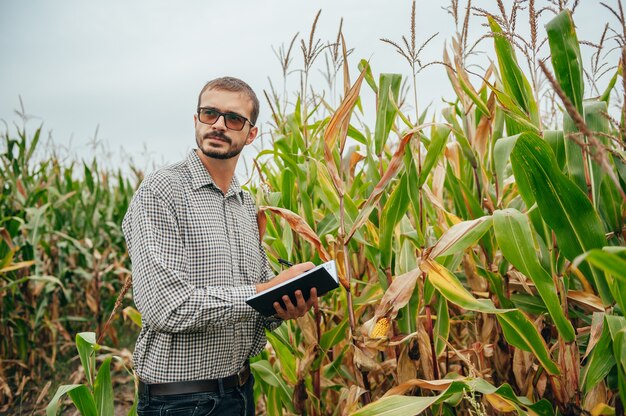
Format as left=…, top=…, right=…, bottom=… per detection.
left=308, top=288, right=318, bottom=312
left=293, top=262, right=315, bottom=273
left=273, top=301, right=288, bottom=320
left=294, top=290, right=307, bottom=316
left=282, top=294, right=297, bottom=316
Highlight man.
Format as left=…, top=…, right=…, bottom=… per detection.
left=123, top=76, right=317, bottom=415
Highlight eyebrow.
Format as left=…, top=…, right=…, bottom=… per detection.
left=201, top=106, right=245, bottom=118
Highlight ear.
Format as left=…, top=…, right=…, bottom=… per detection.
left=193, top=113, right=198, bottom=126
left=245, top=126, right=258, bottom=145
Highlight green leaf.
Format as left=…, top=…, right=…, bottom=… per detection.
left=434, top=295, right=450, bottom=356
left=584, top=100, right=610, bottom=207
left=420, top=124, right=451, bottom=187
left=47, top=385, right=83, bottom=416
left=496, top=310, right=560, bottom=375
left=613, top=328, right=626, bottom=401
left=428, top=216, right=493, bottom=259
left=600, top=68, right=619, bottom=103
left=422, top=258, right=497, bottom=313
left=84, top=163, right=95, bottom=194
left=581, top=314, right=626, bottom=394
left=543, top=130, right=565, bottom=171
left=510, top=132, right=611, bottom=304
left=358, top=59, right=377, bottom=93
left=68, top=386, right=98, bottom=416
left=546, top=10, right=584, bottom=115
left=280, top=168, right=295, bottom=212
left=320, top=317, right=349, bottom=352
left=488, top=17, right=540, bottom=129
left=76, top=332, right=97, bottom=387
left=374, top=73, right=402, bottom=155
left=493, top=208, right=575, bottom=341
left=265, top=331, right=297, bottom=384
left=351, top=395, right=440, bottom=416
left=380, top=173, right=410, bottom=267
left=122, top=306, right=142, bottom=329
left=579, top=248, right=626, bottom=281
left=251, top=360, right=294, bottom=413
left=94, top=357, right=114, bottom=416
left=493, top=134, right=520, bottom=194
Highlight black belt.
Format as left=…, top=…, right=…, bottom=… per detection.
left=139, top=361, right=250, bottom=396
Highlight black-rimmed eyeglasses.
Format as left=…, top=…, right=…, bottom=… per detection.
left=197, top=107, right=253, bottom=131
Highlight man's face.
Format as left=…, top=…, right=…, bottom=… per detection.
left=194, top=89, right=258, bottom=160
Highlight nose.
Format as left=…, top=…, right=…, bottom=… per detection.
left=211, top=114, right=227, bottom=131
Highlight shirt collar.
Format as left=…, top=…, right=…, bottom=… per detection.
left=187, top=150, right=244, bottom=202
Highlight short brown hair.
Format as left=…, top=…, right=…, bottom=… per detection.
left=197, top=77, right=260, bottom=125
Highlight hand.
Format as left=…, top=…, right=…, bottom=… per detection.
left=272, top=287, right=318, bottom=320
left=255, top=262, right=315, bottom=293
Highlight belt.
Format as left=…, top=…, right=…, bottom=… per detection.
left=139, top=361, right=250, bottom=396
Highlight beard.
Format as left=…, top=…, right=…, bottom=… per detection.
left=196, top=131, right=245, bottom=160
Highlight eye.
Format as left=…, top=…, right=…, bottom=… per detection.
left=225, top=113, right=244, bottom=123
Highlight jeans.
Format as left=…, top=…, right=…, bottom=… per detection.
left=137, top=374, right=255, bottom=416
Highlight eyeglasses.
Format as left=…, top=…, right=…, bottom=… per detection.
left=197, top=107, right=253, bottom=131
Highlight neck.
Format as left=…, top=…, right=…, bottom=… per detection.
left=195, top=149, right=238, bottom=194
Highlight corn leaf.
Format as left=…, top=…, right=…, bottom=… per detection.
left=496, top=310, right=560, bottom=375
left=427, top=216, right=493, bottom=259
left=350, top=394, right=440, bottom=416
left=488, top=17, right=539, bottom=128
left=374, top=73, right=402, bottom=155
left=420, top=124, right=451, bottom=187
left=94, top=357, right=114, bottom=416
left=421, top=258, right=497, bottom=313
left=581, top=315, right=626, bottom=394
left=546, top=9, right=584, bottom=115
left=76, top=332, right=97, bottom=388
left=379, top=172, right=410, bottom=267
left=510, top=132, right=611, bottom=304
left=434, top=295, right=450, bottom=356
left=493, top=208, right=575, bottom=341
left=251, top=360, right=295, bottom=413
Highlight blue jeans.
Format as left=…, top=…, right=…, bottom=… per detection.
left=137, top=374, right=255, bottom=416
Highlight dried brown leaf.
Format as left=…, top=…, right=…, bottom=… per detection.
left=583, top=382, right=607, bottom=413
left=485, top=394, right=516, bottom=412
left=568, top=290, right=604, bottom=313
left=474, top=91, right=496, bottom=158
left=583, top=312, right=605, bottom=360
left=513, top=348, right=533, bottom=392
left=347, top=126, right=432, bottom=242
left=416, top=319, right=434, bottom=380
left=397, top=345, right=419, bottom=384
left=558, top=340, right=579, bottom=402
left=373, top=267, right=421, bottom=320
left=259, top=206, right=330, bottom=262
left=383, top=377, right=457, bottom=397
left=353, top=345, right=381, bottom=372
left=256, top=210, right=267, bottom=241
left=35, top=381, right=51, bottom=405
left=297, top=313, right=318, bottom=347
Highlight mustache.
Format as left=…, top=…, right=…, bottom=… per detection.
left=203, top=132, right=232, bottom=144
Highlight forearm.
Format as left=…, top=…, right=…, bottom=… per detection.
left=135, top=279, right=258, bottom=333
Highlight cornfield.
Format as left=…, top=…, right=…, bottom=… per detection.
left=2, top=1, right=626, bottom=415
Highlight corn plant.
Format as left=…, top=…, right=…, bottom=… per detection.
left=248, top=2, right=626, bottom=414
left=46, top=332, right=137, bottom=416
left=0, top=124, right=138, bottom=411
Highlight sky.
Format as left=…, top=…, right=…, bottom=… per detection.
left=0, top=0, right=618, bottom=178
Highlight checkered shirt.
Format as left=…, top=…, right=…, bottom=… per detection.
left=122, top=150, right=279, bottom=383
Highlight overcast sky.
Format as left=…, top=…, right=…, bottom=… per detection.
left=0, top=1, right=617, bottom=178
